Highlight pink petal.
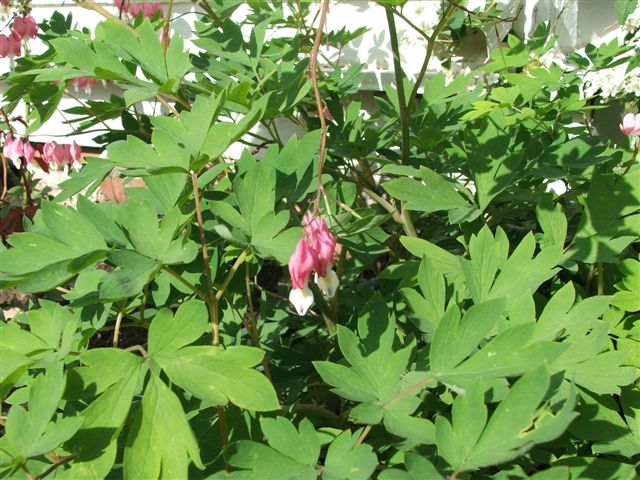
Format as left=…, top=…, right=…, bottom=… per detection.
left=69, top=141, right=82, bottom=162
left=0, top=34, right=9, bottom=58
left=9, top=31, right=21, bottom=57
left=24, top=16, right=38, bottom=39
left=22, top=141, right=35, bottom=164
left=621, top=113, right=636, bottom=136
left=303, top=214, right=336, bottom=277
left=288, top=238, right=315, bottom=290
left=4, top=137, right=24, bottom=161
left=12, top=17, right=25, bottom=39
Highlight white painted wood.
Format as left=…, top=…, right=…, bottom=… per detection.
left=0, top=0, right=635, bottom=148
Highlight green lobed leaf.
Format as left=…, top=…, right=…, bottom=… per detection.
left=123, top=376, right=203, bottom=479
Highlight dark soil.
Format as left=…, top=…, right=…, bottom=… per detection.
left=89, top=326, right=148, bottom=349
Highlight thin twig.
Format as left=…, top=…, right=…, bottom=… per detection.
left=161, top=265, right=209, bottom=301
left=36, top=454, right=78, bottom=480
left=1, top=153, right=8, bottom=201
left=162, top=0, right=174, bottom=53
left=124, top=344, right=152, bottom=369
left=354, top=374, right=434, bottom=446
left=156, top=94, right=180, bottom=116
left=190, top=172, right=219, bottom=345
left=597, top=263, right=604, bottom=296
left=621, top=142, right=639, bottom=175
left=64, top=89, right=112, bottom=131
left=244, top=263, right=273, bottom=383
left=217, top=405, right=230, bottom=471
left=354, top=425, right=373, bottom=447
left=362, top=187, right=417, bottom=237
left=408, top=3, right=455, bottom=107
left=449, top=0, right=522, bottom=23
left=384, top=8, right=409, bottom=164
left=549, top=0, right=571, bottom=36
left=383, top=5, right=429, bottom=42
left=214, top=249, right=249, bottom=303
left=20, top=464, right=35, bottom=480
left=309, top=0, right=330, bottom=213
left=193, top=0, right=224, bottom=28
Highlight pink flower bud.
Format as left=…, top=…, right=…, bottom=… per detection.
left=43, top=141, right=68, bottom=166
left=0, top=35, right=8, bottom=58
left=128, top=2, right=141, bottom=16
left=9, top=31, right=21, bottom=56
left=288, top=237, right=315, bottom=290
left=70, top=77, right=97, bottom=94
left=303, top=213, right=337, bottom=277
left=12, top=16, right=26, bottom=39
left=0, top=32, right=21, bottom=58
left=78, top=77, right=96, bottom=90
left=621, top=113, right=637, bottom=136
left=22, top=16, right=38, bottom=39
left=22, top=141, right=35, bottom=164
left=3, top=137, right=24, bottom=161
left=68, top=141, right=82, bottom=163
left=12, top=16, right=36, bottom=39
left=0, top=0, right=10, bottom=7
left=322, top=105, right=334, bottom=122
left=143, top=2, right=163, bottom=18
left=288, top=213, right=341, bottom=312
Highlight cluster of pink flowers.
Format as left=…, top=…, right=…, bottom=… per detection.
left=2, top=137, right=82, bottom=171
left=620, top=113, right=640, bottom=136
left=3, top=137, right=35, bottom=169
left=288, top=213, right=339, bottom=315
left=115, top=0, right=164, bottom=18
left=69, top=77, right=97, bottom=94
left=0, top=15, right=37, bottom=58
left=42, top=141, right=82, bottom=168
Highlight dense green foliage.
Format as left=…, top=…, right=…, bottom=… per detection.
left=1, top=1, right=639, bottom=479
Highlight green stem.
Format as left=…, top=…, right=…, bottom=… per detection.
left=214, top=248, right=249, bottom=301
left=384, top=7, right=410, bottom=165
left=355, top=373, right=434, bottom=447
left=244, top=263, right=273, bottom=383
left=162, top=0, right=174, bottom=53
left=400, top=206, right=418, bottom=238
left=621, top=142, right=639, bottom=175
left=194, top=0, right=224, bottom=28
left=113, top=309, right=124, bottom=348
left=308, top=282, right=336, bottom=334
left=190, top=172, right=220, bottom=345
left=407, top=3, right=455, bottom=106
left=597, top=262, right=604, bottom=296
left=161, top=265, right=209, bottom=301
left=35, top=454, right=78, bottom=480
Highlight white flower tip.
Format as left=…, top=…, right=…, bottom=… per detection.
left=315, top=269, right=339, bottom=298
left=289, top=285, right=314, bottom=316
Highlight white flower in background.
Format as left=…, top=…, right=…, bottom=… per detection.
left=624, top=7, right=640, bottom=32
left=545, top=180, right=568, bottom=196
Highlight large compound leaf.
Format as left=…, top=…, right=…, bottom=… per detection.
left=315, top=295, right=435, bottom=444
left=0, top=365, right=83, bottom=466
left=148, top=301, right=278, bottom=411
left=123, top=375, right=203, bottom=480
left=436, top=366, right=576, bottom=472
